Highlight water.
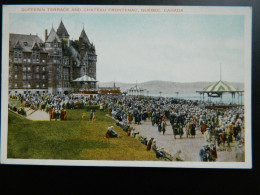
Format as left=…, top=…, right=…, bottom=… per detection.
left=149, top=92, right=244, bottom=104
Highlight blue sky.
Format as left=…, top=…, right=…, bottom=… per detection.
left=9, top=13, right=245, bottom=83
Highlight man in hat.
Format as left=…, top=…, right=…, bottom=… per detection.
left=209, top=144, right=217, bottom=162
left=204, top=128, right=211, bottom=143
left=199, top=145, right=209, bottom=162
left=89, top=110, right=94, bottom=121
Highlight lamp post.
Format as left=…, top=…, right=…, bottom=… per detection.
left=159, top=91, right=162, bottom=97
left=122, top=91, right=127, bottom=112
left=176, top=92, right=179, bottom=99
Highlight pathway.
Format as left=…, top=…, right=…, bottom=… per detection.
left=26, top=109, right=50, bottom=121
left=131, top=120, right=236, bottom=162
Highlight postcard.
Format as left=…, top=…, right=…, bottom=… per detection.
left=1, top=5, right=252, bottom=168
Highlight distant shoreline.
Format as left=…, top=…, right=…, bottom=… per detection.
left=98, top=80, right=244, bottom=94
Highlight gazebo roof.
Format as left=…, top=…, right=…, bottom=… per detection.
left=128, top=86, right=145, bottom=91
left=198, top=80, right=242, bottom=93
left=72, top=75, right=97, bottom=82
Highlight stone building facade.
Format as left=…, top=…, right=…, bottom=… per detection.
left=9, top=20, right=97, bottom=95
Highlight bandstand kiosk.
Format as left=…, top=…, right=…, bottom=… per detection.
left=71, top=75, right=98, bottom=98
left=196, top=80, right=244, bottom=104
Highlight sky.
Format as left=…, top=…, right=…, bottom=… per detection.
left=9, top=13, right=245, bottom=83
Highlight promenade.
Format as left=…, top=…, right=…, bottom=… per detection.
left=25, top=108, right=49, bottom=121
left=131, top=120, right=237, bottom=162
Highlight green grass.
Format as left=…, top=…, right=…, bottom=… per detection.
left=7, top=109, right=158, bottom=161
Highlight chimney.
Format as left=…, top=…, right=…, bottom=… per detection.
left=45, top=29, right=48, bottom=41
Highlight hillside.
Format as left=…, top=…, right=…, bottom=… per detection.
left=98, top=80, right=244, bottom=94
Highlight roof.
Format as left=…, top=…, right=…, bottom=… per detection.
left=9, top=33, right=46, bottom=52
left=79, top=29, right=90, bottom=44
left=201, top=80, right=239, bottom=92
left=56, top=20, right=69, bottom=36
left=128, top=86, right=145, bottom=91
left=72, top=75, right=97, bottom=82
left=46, top=27, right=61, bottom=43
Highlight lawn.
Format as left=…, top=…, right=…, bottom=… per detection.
left=7, top=109, right=158, bottom=161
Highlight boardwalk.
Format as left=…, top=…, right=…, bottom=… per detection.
left=131, top=120, right=237, bottom=162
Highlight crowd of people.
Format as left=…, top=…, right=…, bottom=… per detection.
left=106, top=94, right=245, bottom=162
left=9, top=93, right=245, bottom=162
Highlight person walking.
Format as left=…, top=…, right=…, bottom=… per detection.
left=89, top=110, right=94, bottom=121
left=162, top=120, right=166, bottom=135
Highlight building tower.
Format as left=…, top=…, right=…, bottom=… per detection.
left=56, top=20, right=70, bottom=46
left=45, top=27, right=63, bottom=94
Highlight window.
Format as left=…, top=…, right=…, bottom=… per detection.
left=36, top=74, right=39, bottom=79
left=27, top=67, right=31, bottom=71
left=28, top=58, right=31, bottom=63
left=42, top=59, right=45, bottom=63
left=23, top=58, right=27, bottom=62
left=35, top=66, right=39, bottom=72
left=24, top=42, right=28, bottom=46
left=14, top=66, right=17, bottom=71
left=14, top=83, right=17, bottom=87
left=57, top=82, right=62, bottom=88
left=36, top=83, right=39, bottom=88
left=42, top=83, right=45, bottom=88
left=64, top=75, right=69, bottom=80
left=14, top=74, right=18, bottom=79
left=42, top=75, right=45, bottom=79
left=42, top=67, right=46, bottom=71
left=64, top=82, right=69, bottom=88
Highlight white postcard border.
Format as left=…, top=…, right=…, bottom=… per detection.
left=1, top=5, right=252, bottom=168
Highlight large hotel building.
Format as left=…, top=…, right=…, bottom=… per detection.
left=9, top=20, right=97, bottom=95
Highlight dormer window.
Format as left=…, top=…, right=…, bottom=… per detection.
left=24, top=42, right=28, bottom=46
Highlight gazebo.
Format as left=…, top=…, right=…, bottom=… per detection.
left=196, top=80, right=244, bottom=104
left=72, top=75, right=98, bottom=90
left=72, top=75, right=98, bottom=98
left=127, top=82, right=146, bottom=96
